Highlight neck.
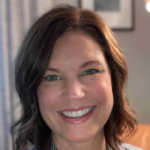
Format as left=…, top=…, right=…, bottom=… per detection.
left=53, top=131, right=106, bottom=150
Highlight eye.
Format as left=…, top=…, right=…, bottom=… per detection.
left=83, top=69, right=99, bottom=75
left=44, top=75, right=61, bottom=81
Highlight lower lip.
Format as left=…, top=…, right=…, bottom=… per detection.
left=58, top=106, right=96, bottom=124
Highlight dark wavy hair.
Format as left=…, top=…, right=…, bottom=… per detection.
left=11, top=5, right=137, bottom=150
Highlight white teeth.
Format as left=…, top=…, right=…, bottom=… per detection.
left=64, top=112, right=68, bottom=116
left=72, top=111, right=77, bottom=117
left=68, top=112, right=72, bottom=117
left=85, top=108, right=89, bottom=113
left=77, top=110, right=83, bottom=116
left=62, top=112, right=66, bottom=115
left=61, top=107, right=93, bottom=118
left=83, top=109, right=86, bottom=115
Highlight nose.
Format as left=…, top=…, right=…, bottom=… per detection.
left=62, top=79, right=86, bottom=101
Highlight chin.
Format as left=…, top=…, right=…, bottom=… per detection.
left=62, top=129, right=100, bottom=143
left=66, top=135, right=92, bottom=143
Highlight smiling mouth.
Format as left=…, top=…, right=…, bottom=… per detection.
left=60, top=106, right=93, bottom=118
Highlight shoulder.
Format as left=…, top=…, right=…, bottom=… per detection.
left=119, top=143, right=144, bottom=150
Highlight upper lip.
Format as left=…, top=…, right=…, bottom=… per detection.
left=59, top=105, right=94, bottom=112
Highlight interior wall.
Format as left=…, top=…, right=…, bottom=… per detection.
left=53, top=0, right=150, bottom=123
left=114, top=0, right=150, bottom=123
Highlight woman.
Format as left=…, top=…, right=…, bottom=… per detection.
left=12, top=5, right=143, bottom=150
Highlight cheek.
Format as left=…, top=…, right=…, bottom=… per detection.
left=37, top=84, right=59, bottom=108
left=90, top=77, right=113, bottom=103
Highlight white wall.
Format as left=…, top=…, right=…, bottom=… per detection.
left=53, top=0, right=150, bottom=123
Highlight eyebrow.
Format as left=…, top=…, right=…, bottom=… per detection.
left=80, top=60, right=102, bottom=68
left=47, top=67, right=60, bottom=73
left=47, top=60, right=102, bottom=72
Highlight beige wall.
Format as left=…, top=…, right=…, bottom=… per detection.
left=114, top=0, right=150, bottom=123
left=53, top=0, right=150, bottom=123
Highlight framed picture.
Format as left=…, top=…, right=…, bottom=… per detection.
left=79, top=0, right=134, bottom=30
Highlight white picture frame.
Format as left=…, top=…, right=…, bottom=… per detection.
left=79, top=0, right=134, bottom=30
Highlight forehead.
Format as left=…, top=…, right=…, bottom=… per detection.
left=48, top=31, right=107, bottom=68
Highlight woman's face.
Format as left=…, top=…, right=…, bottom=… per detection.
left=37, top=31, right=113, bottom=143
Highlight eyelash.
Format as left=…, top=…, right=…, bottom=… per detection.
left=83, top=68, right=99, bottom=75
left=44, top=75, right=61, bottom=81
left=44, top=69, right=100, bottom=81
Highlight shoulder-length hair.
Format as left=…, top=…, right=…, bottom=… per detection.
left=12, top=5, right=137, bottom=150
